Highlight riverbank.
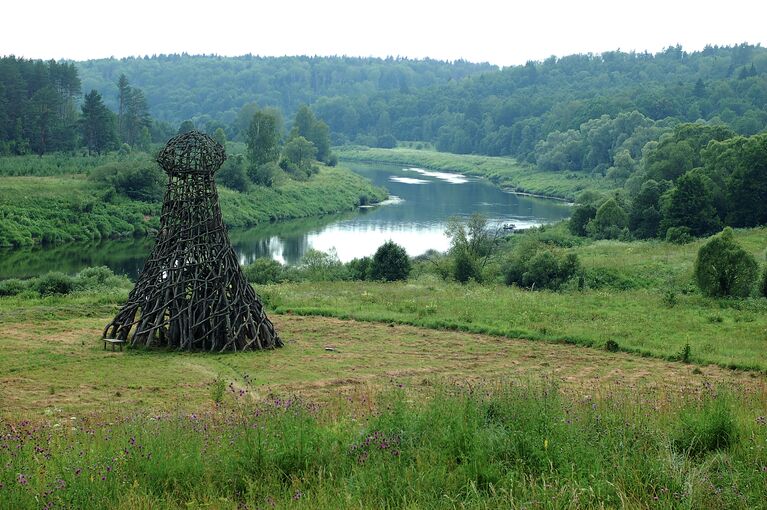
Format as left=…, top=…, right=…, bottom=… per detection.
left=337, top=146, right=615, bottom=200
left=0, top=164, right=387, bottom=248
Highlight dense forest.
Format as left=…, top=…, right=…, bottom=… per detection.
left=76, top=55, right=495, bottom=136
left=71, top=45, right=767, bottom=165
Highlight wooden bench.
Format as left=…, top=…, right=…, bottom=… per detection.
left=104, top=338, right=126, bottom=351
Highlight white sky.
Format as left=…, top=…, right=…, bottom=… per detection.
left=3, top=0, right=766, bottom=66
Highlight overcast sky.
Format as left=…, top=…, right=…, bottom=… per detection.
left=3, top=0, right=766, bottom=66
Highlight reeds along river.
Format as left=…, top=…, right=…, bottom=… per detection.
left=0, top=162, right=572, bottom=280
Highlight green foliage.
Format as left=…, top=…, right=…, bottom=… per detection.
left=209, top=377, right=226, bottom=405
left=243, top=258, right=284, bottom=285
left=660, top=169, right=721, bottom=237
left=586, top=198, right=628, bottom=239
left=665, top=226, right=694, bottom=244
left=89, top=155, right=165, bottom=202
left=0, top=177, right=159, bottom=248
left=445, top=214, right=498, bottom=282
left=0, top=278, right=27, bottom=297
left=289, top=105, right=332, bottom=163
left=31, top=272, right=75, bottom=296
left=177, top=119, right=195, bottom=134
left=760, top=266, right=767, bottom=298
left=298, top=249, right=348, bottom=282
left=80, top=90, right=117, bottom=155
left=215, top=155, right=249, bottom=192
left=281, top=136, right=317, bottom=179
left=645, top=123, right=735, bottom=182
left=347, top=256, right=372, bottom=280
left=503, top=240, right=581, bottom=290
left=568, top=204, right=596, bottom=236
left=718, top=132, right=767, bottom=227
left=246, top=109, right=281, bottom=168
left=673, top=394, right=738, bottom=456
left=369, top=241, right=410, bottom=281
left=628, top=179, right=667, bottom=239
left=694, top=228, right=759, bottom=297
left=0, top=266, right=129, bottom=297
left=212, top=127, right=227, bottom=147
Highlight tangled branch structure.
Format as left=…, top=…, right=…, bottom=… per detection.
left=103, top=131, right=282, bottom=351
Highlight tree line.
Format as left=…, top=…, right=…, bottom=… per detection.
left=568, top=123, right=767, bottom=242
left=0, top=57, right=175, bottom=155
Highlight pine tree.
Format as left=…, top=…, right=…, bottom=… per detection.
left=80, top=89, right=117, bottom=154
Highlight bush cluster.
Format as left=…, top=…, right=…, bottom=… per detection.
left=502, top=240, right=581, bottom=290
left=0, top=266, right=130, bottom=298
left=242, top=241, right=411, bottom=284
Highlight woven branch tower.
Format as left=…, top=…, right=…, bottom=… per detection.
left=103, top=131, right=282, bottom=351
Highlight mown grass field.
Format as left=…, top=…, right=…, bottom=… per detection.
left=337, top=146, right=615, bottom=200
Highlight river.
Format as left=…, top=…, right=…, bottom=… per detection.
left=0, top=161, right=571, bottom=279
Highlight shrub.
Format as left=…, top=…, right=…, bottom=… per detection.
left=672, top=394, right=738, bottom=456
left=90, top=156, right=165, bottom=202
left=586, top=198, right=628, bottom=240
left=370, top=241, right=411, bottom=281
left=504, top=244, right=581, bottom=291
left=665, top=226, right=693, bottom=244
left=249, top=162, right=280, bottom=187
left=694, top=228, right=758, bottom=297
left=244, top=258, right=283, bottom=285
left=760, top=266, right=767, bottom=298
left=452, top=250, right=480, bottom=283
left=568, top=204, right=596, bottom=236
left=347, top=256, right=372, bottom=280
left=0, top=278, right=27, bottom=296
left=299, top=249, right=348, bottom=281
left=216, top=155, right=250, bottom=192
left=375, top=134, right=397, bottom=149
left=34, top=272, right=75, bottom=296
left=76, top=266, right=117, bottom=290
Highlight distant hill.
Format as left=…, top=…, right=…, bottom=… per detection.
left=75, top=55, right=496, bottom=130
left=75, top=46, right=767, bottom=161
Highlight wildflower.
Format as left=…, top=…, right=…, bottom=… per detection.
left=293, top=489, right=302, bottom=500
left=17, top=473, right=28, bottom=485
left=75, top=468, right=82, bottom=476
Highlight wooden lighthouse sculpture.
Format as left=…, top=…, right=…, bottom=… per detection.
left=103, top=131, right=282, bottom=351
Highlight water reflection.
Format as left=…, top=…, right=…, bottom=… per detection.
left=0, top=162, right=572, bottom=279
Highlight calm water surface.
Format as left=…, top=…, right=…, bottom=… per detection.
left=0, top=161, right=571, bottom=279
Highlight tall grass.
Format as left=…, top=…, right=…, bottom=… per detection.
left=1, top=382, right=764, bottom=509
left=0, top=153, right=117, bottom=177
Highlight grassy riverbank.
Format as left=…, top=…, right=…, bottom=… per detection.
left=0, top=163, right=386, bottom=248
left=337, top=146, right=615, bottom=200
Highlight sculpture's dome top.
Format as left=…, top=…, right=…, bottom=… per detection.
left=156, top=130, right=226, bottom=175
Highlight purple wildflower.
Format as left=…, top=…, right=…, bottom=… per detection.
left=17, top=473, right=28, bottom=485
